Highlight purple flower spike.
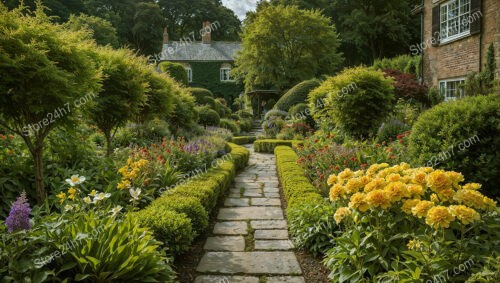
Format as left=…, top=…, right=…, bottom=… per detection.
left=5, top=191, right=32, bottom=233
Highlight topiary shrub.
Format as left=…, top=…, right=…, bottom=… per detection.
left=288, top=103, right=315, bottom=127
left=158, top=62, right=189, bottom=86
left=215, top=98, right=232, bottom=118
left=274, top=79, right=321, bottom=111
left=188, top=87, right=216, bottom=108
left=168, top=86, right=199, bottom=134
left=309, top=67, right=395, bottom=139
left=408, top=94, right=500, bottom=196
left=219, top=118, right=240, bottom=134
left=151, top=195, right=208, bottom=234
left=197, top=106, right=220, bottom=126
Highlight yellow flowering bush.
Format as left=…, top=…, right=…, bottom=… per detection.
left=117, top=158, right=150, bottom=190
left=325, top=163, right=500, bottom=282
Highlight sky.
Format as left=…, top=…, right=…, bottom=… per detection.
left=221, top=0, right=259, bottom=20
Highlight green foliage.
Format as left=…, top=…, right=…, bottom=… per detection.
left=465, top=44, right=497, bottom=96
left=139, top=68, right=175, bottom=123
left=231, top=136, right=257, bottom=145
left=167, top=85, right=199, bottom=134
left=427, top=86, right=445, bottom=106
left=254, top=140, right=303, bottom=153
left=158, top=62, right=189, bottom=86
left=44, top=212, right=175, bottom=282
left=219, top=119, right=240, bottom=134
left=373, top=55, right=422, bottom=77
left=237, top=118, right=253, bottom=133
left=376, top=119, right=411, bottom=143
left=310, top=67, right=395, bottom=138
left=288, top=203, right=336, bottom=256
left=233, top=5, right=343, bottom=91
left=197, top=106, right=221, bottom=127
left=64, top=14, right=119, bottom=47
left=0, top=4, right=101, bottom=202
left=288, top=103, right=315, bottom=128
left=274, top=79, right=321, bottom=111
left=189, top=87, right=215, bottom=106
left=215, top=98, right=232, bottom=118
left=151, top=196, right=208, bottom=234
left=409, top=94, right=500, bottom=197
left=131, top=2, right=164, bottom=56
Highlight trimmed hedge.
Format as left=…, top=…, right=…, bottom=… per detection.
left=254, top=139, right=303, bottom=153
left=232, top=136, right=256, bottom=145
left=158, top=62, right=189, bottom=86
left=133, top=143, right=249, bottom=256
left=274, top=79, right=321, bottom=112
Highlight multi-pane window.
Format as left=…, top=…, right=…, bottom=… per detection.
left=439, top=79, right=465, bottom=101
left=440, top=0, right=471, bottom=43
left=220, top=68, right=233, bottom=82
left=185, top=68, right=192, bottom=83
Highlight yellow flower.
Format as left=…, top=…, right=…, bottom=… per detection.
left=364, top=178, right=386, bottom=193
left=384, top=182, right=407, bottom=202
left=402, top=199, right=420, bottom=214
left=407, top=239, right=424, bottom=251
left=327, top=174, right=338, bottom=186
left=482, top=197, right=497, bottom=211
left=449, top=205, right=481, bottom=225
left=430, top=193, right=440, bottom=203
left=360, top=176, right=372, bottom=186
left=354, top=170, right=365, bottom=177
left=56, top=192, right=67, bottom=204
left=437, top=188, right=455, bottom=201
left=334, top=207, right=352, bottom=224
left=83, top=197, right=92, bottom=204
left=446, top=171, right=464, bottom=188
left=117, top=180, right=131, bottom=190
left=67, top=187, right=77, bottom=200
left=412, top=171, right=428, bottom=186
left=338, top=169, right=354, bottom=183
left=425, top=206, right=455, bottom=229
left=453, top=189, right=485, bottom=209
left=89, top=189, right=97, bottom=197
left=412, top=200, right=434, bottom=218
left=376, top=168, right=394, bottom=179
left=427, top=170, right=452, bottom=192
left=118, top=165, right=129, bottom=176
left=407, top=184, right=424, bottom=198
left=345, top=178, right=363, bottom=194
left=366, top=189, right=391, bottom=209
left=462, top=183, right=482, bottom=190
left=329, top=184, right=346, bottom=202
left=386, top=173, right=401, bottom=182
left=349, top=192, right=370, bottom=212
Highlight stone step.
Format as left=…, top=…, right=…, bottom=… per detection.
left=217, top=207, right=283, bottom=220
left=213, top=222, right=248, bottom=235
left=204, top=236, right=245, bottom=251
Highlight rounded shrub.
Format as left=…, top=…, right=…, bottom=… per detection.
left=289, top=103, right=315, bottom=127
left=167, top=86, right=199, bottom=133
left=238, top=118, right=252, bottom=132
left=219, top=118, right=240, bottom=134
left=409, top=94, right=500, bottom=196
left=158, top=62, right=188, bottom=86
left=188, top=88, right=216, bottom=107
left=197, top=105, right=220, bottom=126
left=376, top=119, right=410, bottom=142
left=152, top=196, right=208, bottom=234
left=264, top=109, right=288, bottom=121
left=309, top=67, right=395, bottom=138
left=274, top=79, right=321, bottom=111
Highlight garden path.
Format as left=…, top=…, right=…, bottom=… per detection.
left=195, top=127, right=305, bottom=282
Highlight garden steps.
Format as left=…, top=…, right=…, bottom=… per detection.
left=195, top=146, right=305, bottom=282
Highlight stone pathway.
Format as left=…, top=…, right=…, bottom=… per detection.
left=195, top=145, right=305, bottom=283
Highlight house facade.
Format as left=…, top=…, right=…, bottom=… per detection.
left=414, top=0, right=499, bottom=100
left=158, top=21, right=243, bottom=104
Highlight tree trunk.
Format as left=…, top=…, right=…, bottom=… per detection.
left=105, top=131, right=112, bottom=157
left=33, top=147, right=46, bottom=204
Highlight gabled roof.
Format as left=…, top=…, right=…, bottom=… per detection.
left=160, top=41, right=241, bottom=62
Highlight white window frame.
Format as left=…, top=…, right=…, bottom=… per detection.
left=439, top=78, right=466, bottom=101
left=440, top=0, right=471, bottom=44
left=220, top=68, right=233, bottom=82
left=185, top=67, right=192, bottom=83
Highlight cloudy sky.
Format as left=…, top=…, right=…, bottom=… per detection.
left=221, top=0, right=259, bottom=20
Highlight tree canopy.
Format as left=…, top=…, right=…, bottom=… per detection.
left=233, top=5, right=343, bottom=92
left=64, top=14, right=119, bottom=47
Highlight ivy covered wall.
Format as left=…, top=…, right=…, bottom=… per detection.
left=188, top=61, right=244, bottom=105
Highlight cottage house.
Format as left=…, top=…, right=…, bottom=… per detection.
left=413, top=0, right=499, bottom=100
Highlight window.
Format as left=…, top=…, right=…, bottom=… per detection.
left=185, top=67, right=192, bottom=83
left=220, top=68, right=233, bottom=82
left=440, top=0, right=471, bottom=43
left=439, top=78, right=465, bottom=101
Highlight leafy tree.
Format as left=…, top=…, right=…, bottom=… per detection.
left=131, top=2, right=164, bottom=55
left=0, top=3, right=101, bottom=203
left=158, top=0, right=241, bottom=41
left=64, top=14, right=120, bottom=47
left=89, top=47, right=148, bottom=156
left=233, top=5, right=343, bottom=91
left=138, top=68, right=175, bottom=123
left=4, top=0, right=87, bottom=22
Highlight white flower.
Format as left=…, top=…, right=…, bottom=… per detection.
left=93, top=192, right=111, bottom=203
left=110, top=206, right=123, bottom=217
left=83, top=197, right=91, bottom=204
left=65, top=175, right=86, bottom=186
left=129, top=188, right=141, bottom=201
left=64, top=204, right=74, bottom=212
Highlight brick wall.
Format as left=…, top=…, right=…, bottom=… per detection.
left=422, top=0, right=499, bottom=86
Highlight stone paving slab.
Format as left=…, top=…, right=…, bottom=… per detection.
left=264, top=192, right=280, bottom=198
left=254, top=229, right=289, bottom=240
left=218, top=207, right=283, bottom=220
left=250, top=220, right=288, bottom=229
left=263, top=187, right=279, bottom=193
left=213, top=222, right=248, bottom=235
left=195, top=275, right=259, bottom=283
left=251, top=198, right=281, bottom=206
left=224, top=198, right=249, bottom=207
left=255, top=240, right=294, bottom=250
left=204, top=236, right=245, bottom=251
left=196, top=252, right=302, bottom=274
left=266, top=276, right=306, bottom=283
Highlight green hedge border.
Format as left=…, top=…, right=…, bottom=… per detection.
left=133, top=143, right=249, bottom=256
left=231, top=136, right=256, bottom=145
left=254, top=139, right=303, bottom=153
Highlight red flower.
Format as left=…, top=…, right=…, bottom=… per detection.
left=389, top=154, right=395, bottom=159
left=8, top=134, right=14, bottom=139
left=0, top=134, right=6, bottom=140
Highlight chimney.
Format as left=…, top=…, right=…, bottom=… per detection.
left=163, top=27, right=169, bottom=44
left=202, top=21, right=211, bottom=44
